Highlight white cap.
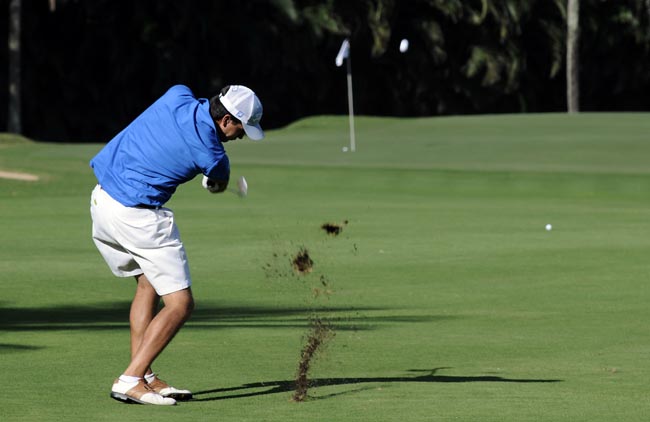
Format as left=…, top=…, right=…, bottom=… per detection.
left=219, top=85, right=264, bottom=140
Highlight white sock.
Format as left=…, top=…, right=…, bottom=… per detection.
left=119, top=375, right=142, bottom=384
left=145, top=373, right=156, bottom=383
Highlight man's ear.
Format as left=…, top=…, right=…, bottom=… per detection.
left=217, top=114, right=230, bottom=130
left=224, top=114, right=235, bottom=127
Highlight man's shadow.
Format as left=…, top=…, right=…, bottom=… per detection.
left=191, top=368, right=562, bottom=402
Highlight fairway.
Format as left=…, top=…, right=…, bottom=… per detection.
left=2, top=113, right=650, bottom=421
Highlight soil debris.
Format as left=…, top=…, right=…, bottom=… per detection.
left=321, top=220, right=348, bottom=236
left=312, top=275, right=333, bottom=298
left=292, top=318, right=335, bottom=402
left=292, top=248, right=314, bottom=274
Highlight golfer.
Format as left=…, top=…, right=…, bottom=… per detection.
left=89, top=84, right=264, bottom=405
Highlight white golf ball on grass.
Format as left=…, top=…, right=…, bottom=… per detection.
left=545, top=224, right=552, bottom=231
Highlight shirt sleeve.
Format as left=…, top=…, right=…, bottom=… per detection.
left=206, top=154, right=230, bottom=182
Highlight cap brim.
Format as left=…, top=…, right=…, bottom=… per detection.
left=243, top=123, right=264, bottom=141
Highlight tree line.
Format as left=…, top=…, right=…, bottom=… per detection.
left=2, top=0, right=650, bottom=142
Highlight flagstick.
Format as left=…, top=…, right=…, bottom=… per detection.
left=346, top=52, right=356, bottom=152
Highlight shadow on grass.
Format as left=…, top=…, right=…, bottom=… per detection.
left=0, top=301, right=452, bottom=332
left=191, top=368, right=563, bottom=402
left=0, top=343, right=45, bottom=353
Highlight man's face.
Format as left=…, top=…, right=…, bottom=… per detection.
left=221, top=115, right=245, bottom=142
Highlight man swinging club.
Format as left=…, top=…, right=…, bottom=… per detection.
left=89, top=84, right=264, bottom=405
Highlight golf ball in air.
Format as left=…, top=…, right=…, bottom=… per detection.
left=399, top=39, right=409, bottom=53
left=545, top=224, right=552, bottom=231
left=342, top=146, right=349, bottom=152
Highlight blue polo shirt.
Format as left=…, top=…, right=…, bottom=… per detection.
left=90, top=85, right=229, bottom=207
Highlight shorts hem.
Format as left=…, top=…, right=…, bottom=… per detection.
left=156, top=282, right=192, bottom=296
left=112, top=269, right=145, bottom=278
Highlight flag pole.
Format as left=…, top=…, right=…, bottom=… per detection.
left=336, top=38, right=356, bottom=152
left=345, top=48, right=356, bottom=152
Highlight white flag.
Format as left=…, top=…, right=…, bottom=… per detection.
left=335, top=39, right=350, bottom=67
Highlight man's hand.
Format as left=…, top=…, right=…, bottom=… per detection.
left=202, top=175, right=228, bottom=193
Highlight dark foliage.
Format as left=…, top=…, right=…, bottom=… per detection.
left=1, top=0, right=650, bottom=142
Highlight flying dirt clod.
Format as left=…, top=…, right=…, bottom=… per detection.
left=321, top=220, right=348, bottom=236
left=292, top=248, right=314, bottom=274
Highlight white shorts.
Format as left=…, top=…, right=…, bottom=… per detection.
left=90, top=185, right=192, bottom=296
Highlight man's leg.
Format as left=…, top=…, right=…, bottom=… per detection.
left=129, top=274, right=160, bottom=377
left=125, top=274, right=194, bottom=400
left=123, top=276, right=194, bottom=377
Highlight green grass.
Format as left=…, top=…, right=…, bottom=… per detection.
left=2, top=113, right=650, bottom=421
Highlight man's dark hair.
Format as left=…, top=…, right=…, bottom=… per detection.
left=209, top=85, right=242, bottom=124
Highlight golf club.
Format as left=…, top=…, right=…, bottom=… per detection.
left=202, top=175, right=248, bottom=197
left=230, top=176, right=248, bottom=197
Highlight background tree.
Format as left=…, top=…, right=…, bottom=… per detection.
left=567, top=0, right=580, bottom=112
left=1, top=0, right=650, bottom=142
left=7, top=0, right=21, bottom=133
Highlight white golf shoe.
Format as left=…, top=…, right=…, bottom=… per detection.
left=110, top=379, right=176, bottom=405
left=147, top=375, right=193, bottom=401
